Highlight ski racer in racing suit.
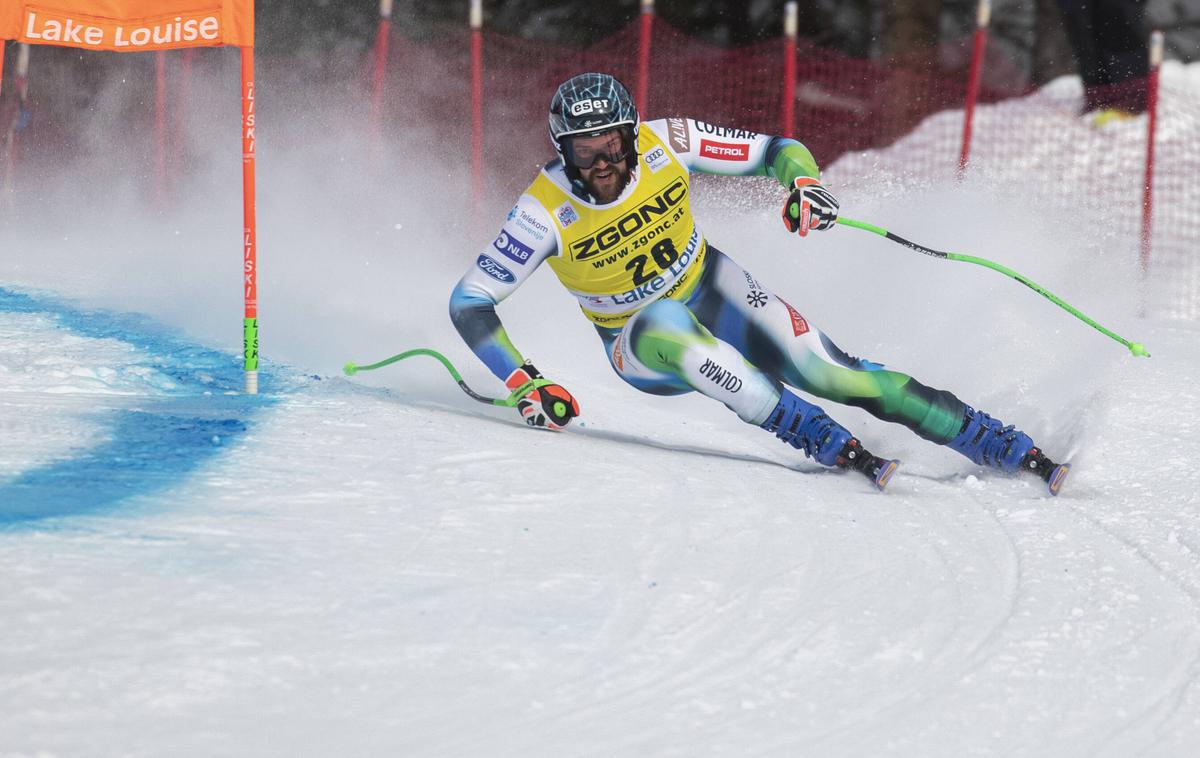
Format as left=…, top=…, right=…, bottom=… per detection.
left=448, top=73, right=1069, bottom=493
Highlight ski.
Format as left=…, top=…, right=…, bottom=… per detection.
left=836, top=438, right=900, bottom=491
left=1022, top=447, right=1071, bottom=496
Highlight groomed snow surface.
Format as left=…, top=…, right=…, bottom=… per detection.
left=2, top=63, right=1200, bottom=756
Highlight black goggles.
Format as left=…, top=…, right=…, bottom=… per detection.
left=562, top=128, right=632, bottom=169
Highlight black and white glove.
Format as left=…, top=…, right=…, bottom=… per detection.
left=781, top=177, right=839, bottom=237
left=505, top=362, right=580, bottom=430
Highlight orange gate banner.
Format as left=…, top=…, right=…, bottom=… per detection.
left=1, top=1, right=254, bottom=50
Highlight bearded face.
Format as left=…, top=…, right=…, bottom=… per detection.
left=563, top=128, right=633, bottom=204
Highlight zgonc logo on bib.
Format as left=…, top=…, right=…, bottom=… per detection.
left=569, top=178, right=687, bottom=262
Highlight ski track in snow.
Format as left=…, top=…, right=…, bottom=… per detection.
left=1, top=285, right=1199, bottom=756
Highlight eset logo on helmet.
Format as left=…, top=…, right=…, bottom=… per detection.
left=548, top=73, right=640, bottom=171
left=568, top=98, right=611, bottom=117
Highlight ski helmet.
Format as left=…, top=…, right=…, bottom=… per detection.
left=548, top=73, right=639, bottom=169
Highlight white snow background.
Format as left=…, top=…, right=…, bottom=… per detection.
left=1, top=58, right=1199, bottom=757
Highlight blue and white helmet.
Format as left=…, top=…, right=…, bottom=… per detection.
left=548, top=72, right=639, bottom=166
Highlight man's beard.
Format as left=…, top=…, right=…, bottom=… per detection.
left=584, top=163, right=632, bottom=204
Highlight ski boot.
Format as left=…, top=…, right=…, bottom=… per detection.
left=948, top=406, right=1069, bottom=496
left=761, top=389, right=899, bottom=491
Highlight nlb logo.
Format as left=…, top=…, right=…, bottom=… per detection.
left=476, top=255, right=515, bottom=283
left=492, top=232, right=534, bottom=265
left=569, top=178, right=687, bottom=262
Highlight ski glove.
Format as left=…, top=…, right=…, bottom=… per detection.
left=781, top=177, right=839, bottom=236
left=505, top=362, right=580, bottom=430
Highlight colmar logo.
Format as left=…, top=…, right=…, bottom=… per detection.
left=700, top=139, right=748, bottom=161
left=695, top=122, right=759, bottom=139
left=699, top=359, right=742, bottom=393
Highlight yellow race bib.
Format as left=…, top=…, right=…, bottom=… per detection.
left=528, top=127, right=707, bottom=327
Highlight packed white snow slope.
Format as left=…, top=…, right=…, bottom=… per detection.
left=2, top=62, right=1200, bottom=757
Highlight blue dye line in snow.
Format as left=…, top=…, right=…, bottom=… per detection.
left=1, top=410, right=249, bottom=523
left=0, top=288, right=257, bottom=390
left=0, top=287, right=295, bottom=525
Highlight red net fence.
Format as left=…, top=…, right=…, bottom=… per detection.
left=380, top=21, right=997, bottom=203
left=834, top=72, right=1200, bottom=321
left=375, top=17, right=1199, bottom=319
left=4, top=15, right=1198, bottom=318
left=379, top=17, right=1195, bottom=319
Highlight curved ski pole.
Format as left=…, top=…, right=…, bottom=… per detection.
left=837, top=217, right=1149, bottom=358
left=343, top=348, right=551, bottom=407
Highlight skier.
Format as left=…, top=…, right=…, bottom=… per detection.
left=448, top=73, right=1069, bottom=494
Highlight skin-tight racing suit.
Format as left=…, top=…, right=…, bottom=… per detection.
left=448, top=118, right=968, bottom=445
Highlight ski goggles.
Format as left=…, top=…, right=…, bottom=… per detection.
left=562, top=127, right=633, bottom=169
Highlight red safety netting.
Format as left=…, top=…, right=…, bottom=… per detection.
left=5, top=16, right=1198, bottom=317
left=826, top=71, right=1200, bottom=320
left=376, top=21, right=994, bottom=196
left=371, top=17, right=1198, bottom=319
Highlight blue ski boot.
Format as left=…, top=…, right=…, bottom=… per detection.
left=761, top=389, right=899, bottom=490
left=948, top=406, right=1070, bottom=495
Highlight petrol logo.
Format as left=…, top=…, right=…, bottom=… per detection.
left=700, top=139, right=749, bottom=161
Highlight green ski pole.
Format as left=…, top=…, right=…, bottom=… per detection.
left=836, top=217, right=1150, bottom=358
left=343, top=348, right=553, bottom=407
